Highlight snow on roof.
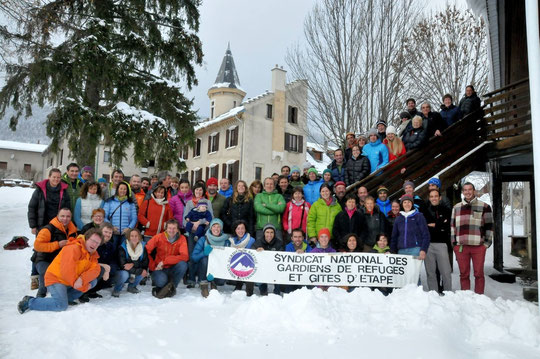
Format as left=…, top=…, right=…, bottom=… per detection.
left=194, top=106, right=245, bottom=132
left=306, top=141, right=338, bottom=152
left=112, top=102, right=166, bottom=125
left=242, top=90, right=272, bottom=105
left=306, top=151, right=332, bottom=174
left=0, top=140, right=48, bottom=153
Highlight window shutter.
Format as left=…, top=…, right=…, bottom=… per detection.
left=207, top=136, right=211, bottom=153
left=216, top=132, right=220, bottom=151
left=206, top=167, right=209, bottom=180
left=298, top=135, right=304, bottom=153
left=190, top=170, right=194, bottom=184
left=222, top=163, right=227, bottom=179
left=233, top=160, right=240, bottom=184
left=288, top=106, right=292, bottom=123
left=192, top=145, right=196, bottom=157
left=284, top=132, right=290, bottom=151
left=226, top=129, right=230, bottom=148
left=234, top=126, right=239, bottom=146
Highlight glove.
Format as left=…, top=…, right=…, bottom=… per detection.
left=146, top=222, right=151, bottom=229
left=207, top=273, right=214, bottom=281
left=204, top=244, right=213, bottom=256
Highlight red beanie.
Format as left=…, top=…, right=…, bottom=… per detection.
left=318, top=228, right=331, bottom=238
left=206, top=177, right=218, bottom=186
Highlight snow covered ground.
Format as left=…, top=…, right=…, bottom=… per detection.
left=0, top=187, right=539, bottom=358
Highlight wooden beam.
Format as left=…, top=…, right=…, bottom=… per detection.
left=490, top=161, right=504, bottom=272
left=494, top=133, right=532, bottom=150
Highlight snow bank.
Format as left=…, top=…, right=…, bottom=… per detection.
left=1, top=187, right=539, bottom=359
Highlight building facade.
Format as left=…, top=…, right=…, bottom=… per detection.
left=0, top=140, right=48, bottom=182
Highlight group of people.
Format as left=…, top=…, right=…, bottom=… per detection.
left=18, top=89, right=491, bottom=313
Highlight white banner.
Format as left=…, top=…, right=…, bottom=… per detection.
left=207, top=247, right=422, bottom=288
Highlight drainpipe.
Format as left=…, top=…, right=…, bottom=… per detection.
left=234, top=113, right=245, bottom=179
left=525, top=0, right=540, bottom=311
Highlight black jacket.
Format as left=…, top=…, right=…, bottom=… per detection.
left=27, top=180, right=71, bottom=230
left=118, top=242, right=149, bottom=275
left=402, top=123, right=428, bottom=151
left=458, top=93, right=482, bottom=119
left=344, top=155, right=371, bottom=186
left=34, top=223, right=77, bottom=263
left=424, top=204, right=451, bottom=244
left=253, top=236, right=284, bottom=251
left=221, top=196, right=256, bottom=235
left=421, top=111, right=447, bottom=138
left=361, top=208, right=388, bottom=246
left=332, top=209, right=367, bottom=250
left=278, top=185, right=293, bottom=203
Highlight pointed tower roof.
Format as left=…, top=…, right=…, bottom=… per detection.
left=212, top=43, right=242, bottom=90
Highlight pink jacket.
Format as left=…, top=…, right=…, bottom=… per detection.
left=169, top=191, right=193, bottom=228
left=282, top=200, right=311, bottom=234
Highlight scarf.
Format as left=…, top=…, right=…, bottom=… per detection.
left=205, top=229, right=229, bottom=247
left=346, top=207, right=356, bottom=218
left=324, top=197, right=334, bottom=206
left=386, top=136, right=405, bottom=157
left=400, top=209, right=417, bottom=218
left=151, top=194, right=168, bottom=234
left=192, top=196, right=202, bottom=207
left=287, top=199, right=307, bottom=234
left=229, top=233, right=252, bottom=248
left=116, top=195, right=128, bottom=202
left=126, top=240, right=144, bottom=261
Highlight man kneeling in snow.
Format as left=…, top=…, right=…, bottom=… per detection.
left=18, top=228, right=106, bottom=313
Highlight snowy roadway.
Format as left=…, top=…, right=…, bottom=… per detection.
left=0, top=187, right=539, bottom=358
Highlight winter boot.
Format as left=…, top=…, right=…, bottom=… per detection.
left=17, top=296, right=33, bottom=314
left=140, top=277, right=148, bottom=286
left=78, top=293, right=90, bottom=303
left=127, top=286, right=140, bottom=294
left=156, top=282, right=174, bottom=299
left=210, top=281, right=217, bottom=290
left=245, top=282, right=254, bottom=297
left=200, top=282, right=209, bottom=298
left=111, top=291, right=120, bottom=298
left=30, top=275, right=39, bottom=290
left=234, top=282, right=243, bottom=291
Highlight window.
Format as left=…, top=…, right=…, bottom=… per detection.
left=267, top=104, right=273, bottom=119
left=208, top=133, right=219, bottom=153
left=210, top=165, right=219, bottom=178
left=0, top=161, right=7, bottom=170
left=255, top=166, right=262, bottom=180
left=193, top=138, right=201, bottom=157
left=102, top=174, right=110, bottom=182
left=226, top=126, right=238, bottom=148
left=222, top=161, right=240, bottom=184
left=103, top=151, right=111, bottom=163
left=24, top=164, right=31, bottom=172
left=180, top=172, right=189, bottom=180
left=194, top=168, right=202, bottom=182
left=180, top=145, right=189, bottom=160
left=284, top=132, right=304, bottom=153
left=312, top=151, right=323, bottom=161
left=146, top=159, right=155, bottom=167
left=211, top=101, right=215, bottom=119
left=48, top=157, right=53, bottom=167
left=288, top=106, right=298, bottom=124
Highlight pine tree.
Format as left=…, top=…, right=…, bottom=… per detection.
left=0, top=0, right=203, bottom=170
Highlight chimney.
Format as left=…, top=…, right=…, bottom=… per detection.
left=271, top=65, right=287, bottom=93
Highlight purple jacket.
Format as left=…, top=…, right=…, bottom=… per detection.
left=169, top=191, right=193, bottom=228
left=390, top=210, right=430, bottom=253
left=311, top=246, right=336, bottom=253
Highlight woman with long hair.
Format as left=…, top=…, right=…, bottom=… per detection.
left=249, top=180, right=263, bottom=198
left=73, top=181, right=104, bottom=230
left=383, top=126, right=407, bottom=162
left=222, top=180, right=255, bottom=235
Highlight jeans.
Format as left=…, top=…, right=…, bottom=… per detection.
left=113, top=270, right=144, bottom=292
left=198, top=257, right=225, bottom=285
left=151, top=261, right=188, bottom=288
left=29, top=280, right=97, bottom=312
left=187, top=233, right=199, bottom=283
left=36, top=261, right=51, bottom=297
left=454, top=244, right=487, bottom=294
left=398, top=247, right=422, bottom=285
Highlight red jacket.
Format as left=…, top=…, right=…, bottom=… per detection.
left=282, top=200, right=310, bottom=234
left=383, top=138, right=407, bottom=162
left=145, top=232, right=188, bottom=271
left=138, top=197, right=173, bottom=237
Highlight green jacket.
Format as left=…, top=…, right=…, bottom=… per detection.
left=289, top=180, right=304, bottom=188
left=307, top=197, right=342, bottom=239
left=62, top=173, right=83, bottom=212
left=254, top=190, right=286, bottom=230
left=208, top=193, right=226, bottom=220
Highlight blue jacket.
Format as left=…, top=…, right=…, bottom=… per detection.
left=390, top=210, right=430, bottom=253
left=103, top=197, right=137, bottom=232
left=304, top=178, right=323, bottom=205
left=191, top=236, right=230, bottom=263
left=376, top=198, right=391, bottom=217
left=219, top=187, right=233, bottom=198
left=362, top=139, right=389, bottom=172
left=440, top=104, right=462, bottom=127
left=327, top=160, right=346, bottom=183
left=285, top=241, right=313, bottom=253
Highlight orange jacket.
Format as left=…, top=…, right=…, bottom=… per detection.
left=44, top=235, right=101, bottom=292
left=134, top=190, right=145, bottom=209
left=145, top=232, right=188, bottom=271
left=34, top=217, right=78, bottom=253
left=138, top=197, right=173, bottom=237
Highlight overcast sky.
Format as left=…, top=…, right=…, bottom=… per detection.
left=187, top=0, right=466, bottom=119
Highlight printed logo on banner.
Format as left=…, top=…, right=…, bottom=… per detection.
left=227, top=250, right=257, bottom=279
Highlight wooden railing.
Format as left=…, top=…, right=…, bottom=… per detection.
left=483, top=78, right=531, bottom=150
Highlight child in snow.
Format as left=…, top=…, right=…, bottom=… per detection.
left=372, top=233, right=391, bottom=253
left=185, top=202, right=213, bottom=239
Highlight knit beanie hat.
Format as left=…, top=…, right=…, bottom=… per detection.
left=376, top=120, right=387, bottom=127
left=322, top=169, right=332, bottom=176
left=291, top=165, right=301, bottom=174
left=428, top=176, right=441, bottom=188
left=334, top=181, right=346, bottom=188
left=206, top=177, right=218, bottom=186
left=263, top=223, right=276, bottom=235
left=386, top=126, right=397, bottom=135
left=82, top=166, right=93, bottom=173
left=368, top=128, right=378, bottom=136
left=400, top=194, right=414, bottom=204
left=403, top=180, right=415, bottom=190
left=318, top=228, right=331, bottom=238
left=307, top=168, right=318, bottom=175
left=377, top=185, right=389, bottom=194
left=399, top=111, right=412, bottom=120
left=303, top=161, right=312, bottom=170
left=98, top=178, right=107, bottom=183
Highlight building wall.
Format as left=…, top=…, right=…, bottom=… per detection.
left=0, top=148, right=44, bottom=181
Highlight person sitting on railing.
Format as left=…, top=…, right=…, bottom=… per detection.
left=402, top=116, right=428, bottom=151
left=420, top=102, right=447, bottom=138
left=383, top=126, right=406, bottom=162
left=397, top=111, right=412, bottom=137
left=362, top=129, right=389, bottom=173
left=458, top=85, right=482, bottom=120
left=440, top=94, right=463, bottom=127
